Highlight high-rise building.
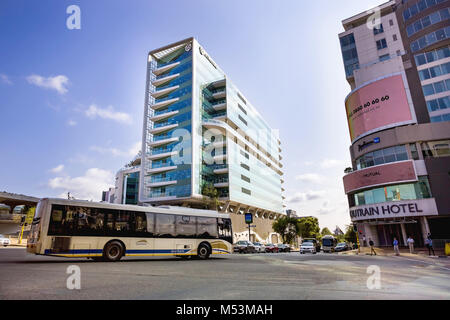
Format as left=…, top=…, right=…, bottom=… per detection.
left=139, top=37, right=285, bottom=243
left=339, top=0, right=450, bottom=247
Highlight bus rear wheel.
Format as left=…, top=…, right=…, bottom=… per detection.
left=103, top=241, right=124, bottom=262
left=197, top=243, right=211, bottom=260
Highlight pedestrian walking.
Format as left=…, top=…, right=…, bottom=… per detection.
left=363, top=235, right=366, bottom=247
left=407, top=236, right=415, bottom=254
left=369, top=238, right=376, bottom=256
left=425, top=236, right=435, bottom=256
left=393, top=237, right=400, bottom=256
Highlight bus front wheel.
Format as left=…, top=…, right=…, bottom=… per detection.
left=103, top=241, right=124, bottom=262
left=197, top=243, right=211, bottom=260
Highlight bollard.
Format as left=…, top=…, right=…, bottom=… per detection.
left=445, top=243, right=450, bottom=256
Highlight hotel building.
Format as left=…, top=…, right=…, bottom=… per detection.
left=138, top=37, right=285, bottom=243
left=339, top=0, right=450, bottom=247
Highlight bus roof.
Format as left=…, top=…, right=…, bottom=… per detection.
left=39, top=198, right=230, bottom=219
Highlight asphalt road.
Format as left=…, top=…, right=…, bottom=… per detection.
left=1, top=247, right=449, bottom=300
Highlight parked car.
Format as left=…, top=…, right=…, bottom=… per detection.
left=233, top=241, right=256, bottom=254
left=300, top=242, right=316, bottom=254
left=277, top=244, right=291, bottom=253
left=265, top=243, right=279, bottom=253
left=252, top=242, right=266, bottom=253
left=334, top=242, right=350, bottom=252
left=0, top=234, right=10, bottom=247
left=302, top=238, right=321, bottom=253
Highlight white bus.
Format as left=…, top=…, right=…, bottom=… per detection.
left=321, top=235, right=337, bottom=253
left=27, top=198, right=233, bottom=261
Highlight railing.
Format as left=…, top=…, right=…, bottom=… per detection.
left=151, top=176, right=175, bottom=184
left=153, top=121, right=178, bottom=129
left=151, top=162, right=176, bottom=169
left=151, top=148, right=174, bottom=156
left=211, top=99, right=226, bottom=106
left=211, top=88, right=226, bottom=94
left=153, top=134, right=176, bottom=142
left=213, top=177, right=229, bottom=184
left=149, top=191, right=176, bottom=198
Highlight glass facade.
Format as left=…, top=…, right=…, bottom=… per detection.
left=352, top=177, right=432, bottom=206
left=355, top=145, right=408, bottom=170
left=141, top=39, right=283, bottom=214
left=123, top=171, right=139, bottom=205
left=340, top=33, right=360, bottom=78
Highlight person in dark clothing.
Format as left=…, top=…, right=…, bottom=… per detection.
left=369, top=238, right=376, bottom=256
left=425, top=235, right=435, bottom=256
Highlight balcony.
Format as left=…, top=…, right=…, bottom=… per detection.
left=151, top=73, right=179, bottom=87
left=147, top=178, right=177, bottom=188
left=211, top=99, right=226, bottom=111
left=151, top=97, right=179, bottom=110
left=213, top=111, right=226, bottom=121
left=148, top=150, right=178, bottom=161
left=150, top=110, right=179, bottom=122
left=149, top=122, right=178, bottom=135
left=210, top=88, right=226, bottom=99
left=149, top=136, right=179, bottom=148
left=151, top=85, right=179, bottom=99
left=153, top=61, right=180, bottom=76
left=213, top=177, right=229, bottom=188
left=147, top=164, right=177, bottom=174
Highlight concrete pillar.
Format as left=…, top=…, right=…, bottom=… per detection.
left=400, top=223, right=408, bottom=246
left=420, top=216, right=431, bottom=243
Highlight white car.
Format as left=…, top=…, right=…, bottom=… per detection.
left=0, top=235, right=10, bottom=247
left=300, top=242, right=316, bottom=254
left=252, top=242, right=266, bottom=253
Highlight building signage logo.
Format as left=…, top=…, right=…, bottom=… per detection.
left=358, top=137, right=380, bottom=152
left=199, top=46, right=217, bottom=69
left=185, top=43, right=192, bottom=52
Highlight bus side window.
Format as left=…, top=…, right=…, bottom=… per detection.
left=155, top=214, right=176, bottom=238
left=49, top=205, right=65, bottom=235
left=175, top=215, right=196, bottom=238
left=146, top=213, right=155, bottom=236
left=197, top=217, right=218, bottom=239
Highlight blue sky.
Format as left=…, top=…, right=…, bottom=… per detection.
left=0, top=0, right=383, bottom=230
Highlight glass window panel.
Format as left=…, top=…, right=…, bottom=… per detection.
left=411, top=41, right=420, bottom=52
left=438, top=96, right=450, bottom=109
left=176, top=215, right=196, bottom=237
left=440, top=8, right=450, bottom=20
left=422, top=15, right=431, bottom=28
left=407, top=24, right=415, bottom=36
left=373, top=149, right=384, bottom=165
left=442, top=62, right=450, bottom=75
left=415, top=53, right=426, bottom=66
left=442, top=113, right=450, bottom=121
left=364, top=153, right=375, bottom=167
left=427, top=99, right=439, bottom=111
left=426, top=32, right=438, bottom=45
left=419, top=69, right=431, bottom=81
left=418, top=36, right=427, bottom=49
left=426, top=51, right=437, bottom=63
left=426, top=0, right=437, bottom=6
left=383, top=147, right=396, bottom=163
left=386, top=185, right=401, bottom=201
left=436, top=29, right=446, bottom=40
left=418, top=0, right=427, bottom=11
left=430, top=11, right=441, bottom=24
left=197, top=217, right=218, bottom=238
left=430, top=115, right=442, bottom=122
left=423, top=84, right=435, bottom=96
left=414, top=20, right=423, bottom=33
left=355, top=193, right=365, bottom=206
left=364, top=190, right=375, bottom=205
left=437, top=46, right=450, bottom=59
left=446, top=79, right=450, bottom=91
left=409, top=4, right=419, bottom=16
left=372, top=188, right=386, bottom=204
left=395, top=145, right=408, bottom=161
left=430, top=65, right=442, bottom=78
left=155, top=214, right=176, bottom=237
left=410, top=143, right=420, bottom=160
left=433, top=81, right=445, bottom=93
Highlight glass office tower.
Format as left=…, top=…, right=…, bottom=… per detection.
left=140, top=38, right=284, bottom=228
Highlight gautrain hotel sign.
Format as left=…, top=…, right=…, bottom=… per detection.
left=350, top=199, right=439, bottom=222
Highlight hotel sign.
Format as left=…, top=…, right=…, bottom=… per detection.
left=343, top=160, right=417, bottom=194
left=199, top=46, right=218, bottom=69
left=349, top=199, right=438, bottom=222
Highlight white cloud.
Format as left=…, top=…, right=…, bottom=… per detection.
left=26, top=74, right=69, bottom=94
left=85, top=104, right=132, bottom=124
left=320, top=158, right=345, bottom=169
left=288, top=190, right=326, bottom=203
left=295, top=173, right=324, bottom=184
left=50, top=164, right=64, bottom=173
left=48, top=168, right=114, bottom=201
left=90, top=141, right=141, bottom=158
left=0, top=74, right=12, bottom=85
left=67, top=120, right=77, bottom=126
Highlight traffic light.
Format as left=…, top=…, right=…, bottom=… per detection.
left=20, top=216, right=26, bottom=226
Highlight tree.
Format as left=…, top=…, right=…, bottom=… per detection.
left=201, top=183, right=220, bottom=210
left=272, top=216, right=300, bottom=244
left=344, top=225, right=357, bottom=243
left=297, top=217, right=320, bottom=240
left=321, top=227, right=333, bottom=236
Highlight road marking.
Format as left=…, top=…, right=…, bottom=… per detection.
left=395, top=256, right=450, bottom=272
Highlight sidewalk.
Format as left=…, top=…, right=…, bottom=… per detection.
left=340, top=246, right=448, bottom=261
left=7, top=237, right=27, bottom=247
